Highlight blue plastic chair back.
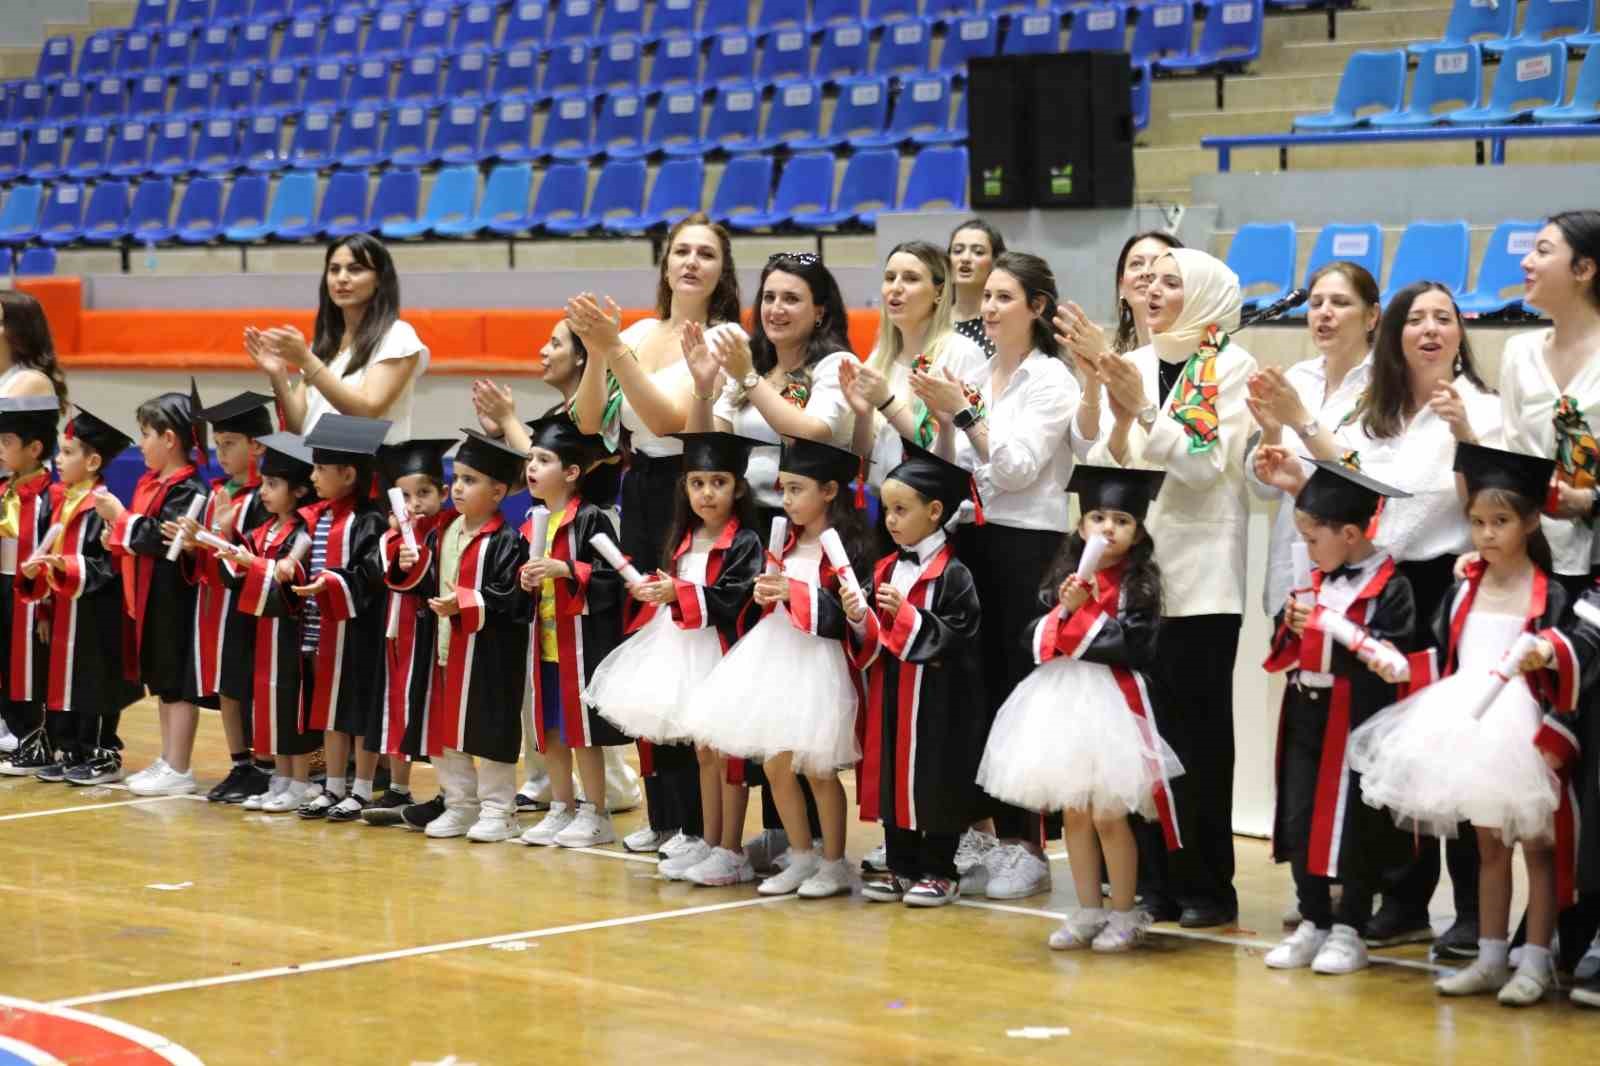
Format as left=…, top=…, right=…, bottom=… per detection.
left=289, top=107, right=336, bottom=166
left=1304, top=223, right=1384, bottom=288
left=595, top=36, right=645, bottom=90
left=649, top=34, right=701, bottom=89
left=834, top=147, right=898, bottom=215
left=250, top=62, right=296, bottom=114
left=541, top=92, right=593, bottom=154
left=1464, top=219, right=1544, bottom=312
left=1068, top=4, right=1128, bottom=52
left=420, top=165, right=479, bottom=229
left=1225, top=221, right=1296, bottom=306
left=1193, top=0, right=1262, bottom=63
left=552, top=0, right=598, bottom=41
left=24, top=124, right=65, bottom=177
left=1384, top=220, right=1471, bottom=299
left=818, top=22, right=871, bottom=78
left=453, top=1, right=499, bottom=48
left=760, top=27, right=813, bottom=82
left=334, top=104, right=383, bottom=165
left=828, top=76, right=890, bottom=139
left=1437, top=0, right=1518, bottom=45
left=1406, top=43, right=1483, bottom=115
left=0, top=128, right=19, bottom=181
left=938, top=14, right=999, bottom=73
left=598, top=0, right=646, bottom=37
left=493, top=46, right=540, bottom=100
left=531, top=162, right=586, bottom=223
left=901, top=145, right=966, bottom=210
left=763, top=79, right=822, bottom=142
left=755, top=0, right=805, bottom=31
left=650, top=88, right=704, bottom=151
left=705, top=31, right=757, bottom=83
left=128, top=73, right=166, bottom=117
left=543, top=41, right=591, bottom=95
left=37, top=37, right=74, bottom=82
left=176, top=176, right=224, bottom=233
left=47, top=79, right=87, bottom=124
left=1130, top=1, right=1193, bottom=64
left=1004, top=10, right=1061, bottom=54
left=869, top=0, right=919, bottom=23
left=363, top=6, right=410, bottom=57
left=17, top=248, right=56, bottom=275
left=0, top=185, right=44, bottom=241
left=383, top=102, right=432, bottom=163
left=150, top=117, right=195, bottom=172
left=772, top=152, right=834, bottom=215
left=397, top=53, right=443, bottom=103
left=134, top=0, right=171, bottom=29
left=588, top=159, right=648, bottom=222
left=640, top=157, right=702, bottom=224
left=214, top=65, right=257, bottom=115
left=316, top=169, right=368, bottom=233
left=435, top=102, right=483, bottom=161
left=702, top=0, right=751, bottom=32
left=265, top=169, right=317, bottom=236
left=408, top=4, right=454, bottom=53
left=348, top=57, right=393, bottom=105
left=711, top=153, right=771, bottom=219
left=108, top=119, right=153, bottom=175
left=78, top=31, right=120, bottom=81
left=479, top=163, right=533, bottom=224
left=596, top=90, right=647, bottom=152
left=83, top=178, right=131, bottom=239
left=212, top=0, right=250, bottom=23
left=195, top=115, right=240, bottom=171
left=323, top=11, right=362, bottom=57
left=38, top=183, right=86, bottom=241
left=152, top=26, right=193, bottom=73
left=487, top=97, right=536, bottom=155
left=171, top=0, right=210, bottom=26
left=876, top=17, right=933, bottom=74
left=280, top=16, right=322, bottom=63
left=118, top=31, right=157, bottom=76
left=371, top=168, right=421, bottom=228
left=443, top=48, right=491, bottom=101
left=706, top=83, right=761, bottom=148
left=87, top=75, right=126, bottom=120
left=127, top=176, right=175, bottom=239
left=1484, top=41, right=1567, bottom=111
left=506, top=0, right=550, bottom=46
left=172, top=70, right=214, bottom=115
left=244, top=111, right=288, bottom=168
left=650, top=0, right=697, bottom=35
left=11, top=82, right=46, bottom=125
left=812, top=0, right=864, bottom=27
left=193, top=23, right=234, bottom=69
left=888, top=74, right=951, bottom=138
left=232, top=19, right=274, bottom=66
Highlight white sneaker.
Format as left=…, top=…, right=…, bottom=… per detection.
left=519, top=773, right=552, bottom=805
left=0, top=721, right=17, bottom=754
left=624, top=825, right=674, bottom=853
left=985, top=844, right=1051, bottom=900
left=126, top=763, right=197, bottom=797
left=260, top=781, right=309, bottom=813
left=1436, top=959, right=1510, bottom=997
left=1265, top=921, right=1329, bottom=970
left=243, top=777, right=287, bottom=811
left=1048, top=908, right=1107, bottom=951
left=424, top=806, right=479, bottom=839
left=758, top=851, right=822, bottom=896
left=797, top=857, right=853, bottom=899
left=1092, top=910, right=1152, bottom=953
left=466, top=812, right=520, bottom=843
left=554, top=805, right=616, bottom=847
left=1576, top=934, right=1600, bottom=981
left=659, top=830, right=698, bottom=859
left=1498, top=960, right=1556, bottom=1006
left=954, top=828, right=999, bottom=874
left=860, top=843, right=889, bottom=873
left=685, top=847, right=756, bottom=886
left=124, top=758, right=169, bottom=789
left=520, top=802, right=575, bottom=846
left=1311, top=924, right=1369, bottom=975
left=743, top=828, right=789, bottom=873
left=658, top=837, right=714, bottom=880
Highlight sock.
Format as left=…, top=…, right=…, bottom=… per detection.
left=1520, top=944, right=1554, bottom=974
left=388, top=784, right=411, bottom=798
left=1479, top=938, right=1511, bottom=968
left=266, top=774, right=286, bottom=793
left=1076, top=907, right=1104, bottom=922
left=326, top=777, right=347, bottom=799
left=352, top=777, right=373, bottom=802
left=231, top=750, right=251, bottom=767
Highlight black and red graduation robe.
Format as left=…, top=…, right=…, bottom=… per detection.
left=182, top=474, right=270, bottom=702
left=1552, top=584, right=1600, bottom=899
left=1263, top=556, right=1415, bottom=881
left=0, top=468, right=56, bottom=708
left=848, top=541, right=985, bottom=834
left=379, top=510, right=449, bottom=758
left=299, top=495, right=386, bottom=738
left=108, top=464, right=208, bottom=699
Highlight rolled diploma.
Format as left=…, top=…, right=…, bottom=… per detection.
left=166, top=496, right=207, bottom=561
left=288, top=533, right=311, bottom=566
left=192, top=529, right=235, bottom=554
left=1317, top=611, right=1410, bottom=681
left=1458, top=632, right=1543, bottom=722
left=1290, top=542, right=1314, bottom=604
left=766, top=516, right=787, bottom=576
left=527, top=506, right=550, bottom=560
left=1575, top=597, right=1600, bottom=630
left=24, top=523, right=63, bottom=567
left=1074, top=534, right=1108, bottom=582
left=388, top=487, right=416, bottom=551
left=818, top=528, right=862, bottom=600
left=589, top=532, right=645, bottom=585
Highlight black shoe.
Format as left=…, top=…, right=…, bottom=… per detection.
left=1139, top=895, right=1183, bottom=923
left=224, top=764, right=271, bottom=804
left=65, top=749, right=124, bottom=786
left=325, top=795, right=369, bottom=823
left=207, top=763, right=252, bottom=802
left=33, top=760, right=67, bottom=783
left=1362, top=904, right=1435, bottom=947
left=1178, top=904, right=1238, bottom=929
left=373, top=789, right=412, bottom=810
left=0, top=730, right=53, bottom=776
left=400, top=794, right=447, bottom=831
left=372, top=763, right=391, bottom=793
left=1433, top=916, right=1480, bottom=959
left=362, top=791, right=413, bottom=826
left=515, top=792, right=548, bottom=812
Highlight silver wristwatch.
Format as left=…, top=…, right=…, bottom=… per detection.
left=741, top=370, right=761, bottom=391
left=1299, top=419, right=1321, bottom=441
left=1136, top=404, right=1159, bottom=429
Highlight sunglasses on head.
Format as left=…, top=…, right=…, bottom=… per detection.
left=767, top=251, right=821, bottom=268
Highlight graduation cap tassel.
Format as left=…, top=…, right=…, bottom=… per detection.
left=854, top=456, right=868, bottom=511
left=1365, top=495, right=1385, bottom=542
left=969, top=474, right=985, bottom=526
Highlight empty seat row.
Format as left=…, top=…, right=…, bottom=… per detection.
left=0, top=246, right=57, bottom=275
left=1406, top=0, right=1599, bottom=58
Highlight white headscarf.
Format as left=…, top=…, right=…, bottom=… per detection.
left=1150, top=247, right=1242, bottom=363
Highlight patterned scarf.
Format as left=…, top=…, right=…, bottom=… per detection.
left=1553, top=393, right=1599, bottom=490
left=909, top=352, right=986, bottom=448
left=1167, top=325, right=1228, bottom=455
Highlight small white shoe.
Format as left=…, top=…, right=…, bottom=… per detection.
left=658, top=837, right=713, bottom=880
left=1311, top=924, right=1369, bottom=975
left=758, top=851, right=822, bottom=896
left=554, top=805, right=616, bottom=848
left=243, top=778, right=287, bottom=812
left=0, top=722, right=17, bottom=754
left=685, top=847, right=756, bottom=886
left=860, top=843, right=889, bottom=873
left=659, top=831, right=697, bottom=859
left=1265, top=921, right=1328, bottom=970
left=424, top=806, right=480, bottom=839
left=466, top=812, right=520, bottom=843
left=1497, top=960, right=1556, bottom=1007
left=1092, top=910, right=1152, bottom=953
left=124, top=758, right=170, bottom=790
left=797, top=858, right=853, bottom=899
left=260, top=781, right=309, bottom=813
left=985, top=844, right=1051, bottom=900
left=126, top=763, right=197, bottom=797
left=1048, top=908, right=1107, bottom=951
left=624, top=825, right=674, bottom=853
left=520, top=802, right=575, bottom=846
left=1436, top=959, right=1510, bottom=997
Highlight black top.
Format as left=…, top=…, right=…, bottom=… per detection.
left=954, top=316, right=994, bottom=359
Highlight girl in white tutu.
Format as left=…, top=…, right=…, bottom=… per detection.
left=584, top=432, right=765, bottom=883
left=1352, top=443, right=1583, bottom=1006
left=682, top=437, right=866, bottom=899
left=976, top=465, right=1182, bottom=953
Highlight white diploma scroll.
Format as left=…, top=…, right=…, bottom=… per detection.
left=388, top=487, right=416, bottom=552
left=818, top=528, right=862, bottom=601
left=1075, top=534, right=1108, bottom=582
left=166, top=496, right=206, bottom=561
left=765, top=516, right=788, bottom=576
left=526, top=506, right=550, bottom=560
left=590, top=531, right=645, bottom=586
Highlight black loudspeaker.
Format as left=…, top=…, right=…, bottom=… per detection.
left=967, top=53, right=1136, bottom=210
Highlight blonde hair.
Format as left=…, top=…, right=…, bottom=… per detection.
left=868, top=240, right=960, bottom=379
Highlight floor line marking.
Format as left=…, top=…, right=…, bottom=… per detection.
left=49, top=896, right=792, bottom=1009
left=0, top=795, right=205, bottom=823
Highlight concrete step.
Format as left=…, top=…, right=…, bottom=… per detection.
left=0, top=47, right=37, bottom=79
left=1135, top=143, right=1219, bottom=190
left=1264, top=3, right=1452, bottom=46
left=90, top=0, right=137, bottom=29
left=1276, top=35, right=1430, bottom=74
left=1151, top=106, right=1303, bottom=140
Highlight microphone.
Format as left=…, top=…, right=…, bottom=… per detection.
left=1239, top=288, right=1308, bottom=328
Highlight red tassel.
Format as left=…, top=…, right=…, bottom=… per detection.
left=1364, top=496, right=1385, bottom=541
left=1545, top=482, right=1564, bottom=517
left=970, top=474, right=985, bottom=526
left=854, top=456, right=867, bottom=511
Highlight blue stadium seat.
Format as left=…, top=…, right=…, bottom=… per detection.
left=0, top=128, right=21, bottom=183
left=704, top=31, right=757, bottom=84
left=125, top=175, right=175, bottom=243
left=435, top=102, right=483, bottom=164
left=364, top=6, right=410, bottom=58
left=117, top=30, right=157, bottom=76
left=793, top=147, right=897, bottom=228
left=754, top=78, right=822, bottom=149
left=193, top=24, right=234, bottom=71
left=1458, top=219, right=1543, bottom=316
left=856, top=72, right=952, bottom=147
left=66, top=121, right=112, bottom=178
left=79, top=178, right=131, bottom=243
left=171, top=0, right=210, bottom=28
left=452, top=0, right=499, bottom=49
left=898, top=144, right=966, bottom=215
left=1158, top=0, right=1261, bottom=72
left=650, top=0, right=697, bottom=36
left=485, top=97, right=539, bottom=160
left=600, top=157, right=698, bottom=233
left=326, top=103, right=380, bottom=167
left=540, top=92, right=595, bottom=160
left=37, top=37, right=74, bottom=83
left=46, top=79, right=87, bottom=124
left=384, top=103, right=436, bottom=167
left=708, top=153, right=772, bottom=223
left=505, top=0, right=551, bottom=47
left=1534, top=44, right=1600, bottom=123
left=810, top=0, right=864, bottom=31
left=648, top=87, right=707, bottom=155
left=594, top=36, right=645, bottom=91
left=322, top=11, right=362, bottom=57
left=11, top=82, right=46, bottom=127
left=108, top=119, right=154, bottom=177
left=868, top=0, right=919, bottom=27
left=1410, top=0, right=1517, bottom=54
left=471, top=162, right=535, bottom=236
left=16, top=248, right=56, bottom=275
left=243, top=110, right=291, bottom=170
left=598, top=0, right=647, bottom=39
left=542, top=41, right=591, bottom=96
left=702, top=0, right=751, bottom=33
left=287, top=107, right=337, bottom=167
left=348, top=58, right=393, bottom=106
left=151, top=26, right=193, bottom=74
left=280, top=16, right=323, bottom=64
left=77, top=31, right=120, bottom=81
left=194, top=115, right=242, bottom=173
left=1370, top=43, right=1480, bottom=128
left=36, top=182, right=87, bottom=246
left=211, top=0, right=249, bottom=25
left=1447, top=41, right=1565, bottom=124
left=547, top=157, right=641, bottom=233
left=383, top=164, right=478, bottom=239
left=1295, top=49, right=1406, bottom=130
left=817, top=23, right=871, bottom=80
left=921, top=83, right=968, bottom=142
left=594, top=90, right=648, bottom=157
left=937, top=14, right=999, bottom=75
left=269, top=168, right=325, bottom=241
left=172, top=176, right=227, bottom=242
left=1131, top=1, right=1193, bottom=65
left=408, top=4, right=454, bottom=54
left=127, top=73, right=166, bottom=117
left=1301, top=222, right=1383, bottom=294
left=759, top=27, right=812, bottom=83
left=248, top=0, right=292, bottom=26
left=492, top=45, right=541, bottom=102
left=443, top=48, right=492, bottom=102
left=527, top=161, right=587, bottom=229
left=231, top=19, right=274, bottom=67
left=1382, top=220, right=1470, bottom=303
left=552, top=0, right=599, bottom=42
left=222, top=169, right=297, bottom=240
left=396, top=53, right=444, bottom=105
left=23, top=124, right=69, bottom=180
left=728, top=150, right=834, bottom=230
left=1067, top=4, right=1127, bottom=52
left=368, top=167, right=421, bottom=233
left=133, top=0, right=171, bottom=31
left=315, top=168, right=369, bottom=238
left=704, top=82, right=762, bottom=151
left=171, top=70, right=215, bottom=116
left=875, top=17, right=933, bottom=75
left=1003, top=10, right=1062, bottom=54
left=0, top=185, right=45, bottom=243
left=214, top=65, right=257, bottom=116
left=1224, top=221, right=1296, bottom=310
left=249, top=63, right=296, bottom=116
left=797, top=75, right=888, bottom=149
left=755, top=0, right=806, bottom=32
left=649, top=34, right=701, bottom=89
left=1, top=246, right=15, bottom=274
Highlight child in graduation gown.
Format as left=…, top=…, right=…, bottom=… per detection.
left=586, top=432, right=764, bottom=885
left=1351, top=443, right=1585, bottom=1006
left=517, top=415, right=631, bottom=850
left=844, top=439, right=985, bottom=908
left=15, top=407, right=142, bottom=785
left=1259, top=459, right=1416, bottom=976
left=0, top=396, right=59, bottom=778
left=977, top=465, right=1183, bottom=953
left=221, top=432, right=322, bottom=814
left=93, top=388, right=210, bottom=796
left=390, top=430, right=532, bottom=842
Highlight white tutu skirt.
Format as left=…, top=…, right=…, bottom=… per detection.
left=1348, top=671, right=1559, bottom=844
left=583, top=610, right=725, bottom=744
left=679, top=606, right=859, bottom=776
left=975, top=656, right=1184, bottom=818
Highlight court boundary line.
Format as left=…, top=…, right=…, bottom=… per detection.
left=0, top=795, right=206, bottom=823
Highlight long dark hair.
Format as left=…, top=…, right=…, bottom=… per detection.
left=1358, top=281, right=1488, bottom=441
left=1467, top=485, right=1554, bottom=575
left=1306, top=260, right=1381, bottom=346
left=1113, top=231, right=1184, bottom=354
left=792, top=476, right=870, bottom=582
left=744, top=255, right=852, bottom=405
left=990, top=251, right=1062, bottom=358
left=655, top=212, right=741, bottom=326
left=313, top=234, right=401, bottom=377
left=1038, top=528, right=1162, bottom=618
left=658, top=472, right=759, bottom=570
left=947, top=218, right=1007, bottom=270
left=0, top=291, right=69, bottom=410
left=1549, top=209, right=1600, bottom=310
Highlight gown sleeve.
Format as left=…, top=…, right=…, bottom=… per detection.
left=671, top=528, right=762, bottom=633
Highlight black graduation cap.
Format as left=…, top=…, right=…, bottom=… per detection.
left=378, top=438, right=455, bottom=484
left=526, top=414, right=608, bottom=469
left=884, top=436, right=975, bottom=518
left=1067, top=464, right=1167, bottom=522
left=256, top=431, right=314, bottom=484
left=196, top=390, right=275, bottom=439
left=0, top=395, right=59, bottom=445
left=64, top=405, right=133, bottom=461
left=670, top=431, right=763, bottom=477
left=1295, top=458, right=1411, bottom=528
left=779, top=436, right=859, bottom=488
left=454, top=428, right=529, bottom=488
left=1453, top=441, right=1556, bottom=504
left=303, top=414, right=391, bottom=466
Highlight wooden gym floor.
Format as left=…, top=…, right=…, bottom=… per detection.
left=2, top=701, right=1593, bottom=1065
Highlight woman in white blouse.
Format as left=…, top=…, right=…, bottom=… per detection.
left=1244, top=261, right=1379, bottom=614
left=247, top=235, right=429, bottom=441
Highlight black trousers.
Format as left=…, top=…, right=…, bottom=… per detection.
left=1279, top=686, right=1375, bottom=930
left=1141, top=613, right=1241, bottom=913
left=958, top=521, right=1065, bottom=842
left=885, top=825, right=961, bottom=881
left=45, top=708, right=124, bottom=762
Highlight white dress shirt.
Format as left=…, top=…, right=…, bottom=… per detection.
left=1296, top=549, right=1388, bottom=689
left=888, top=528, right=947, bottom=594
left=714, top=351, right=854, bottom=509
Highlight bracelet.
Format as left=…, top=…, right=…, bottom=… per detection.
left=875, top=393, right=897, bottom=413
left=692, top=385, right=716, bottom=401
left=305, top=361, right=326, bottom=386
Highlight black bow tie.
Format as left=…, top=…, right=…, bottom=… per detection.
left=896, top=548, right=921, bottom=564
left=1325, top=564, right=1363, bottom=584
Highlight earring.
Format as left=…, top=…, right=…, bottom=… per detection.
left=1452, top=353, right=1463, bottom=375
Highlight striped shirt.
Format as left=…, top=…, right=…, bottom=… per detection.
left=301, top=511, right=330, bottom=653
